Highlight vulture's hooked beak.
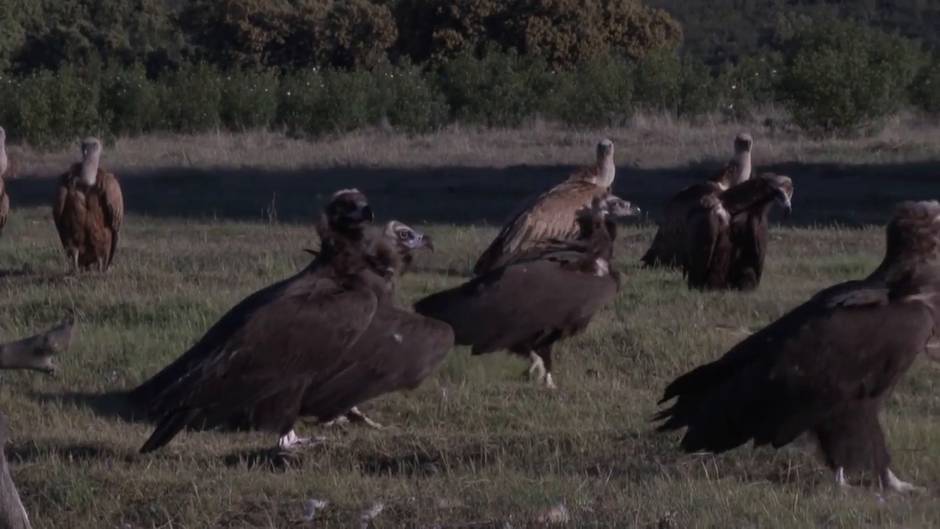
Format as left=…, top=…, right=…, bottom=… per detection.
left=405, top=232, right=434, bottom=251
left=354, top=205, right=375, bottom=223
left=775, top=191, right=792, bottom=218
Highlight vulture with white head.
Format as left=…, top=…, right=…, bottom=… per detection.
left=416, top=193, right=638, bottom=389
left=137, top=190, right=452, bottom=452
left=473, top=139, right=618, bottom=275
left=657, top=200, right=940, bottom=492
left=642, top=133, right=753, bottom=268
left=52, top=137, right=124, bottom=272
left=685, top=174, right=793, bottom=290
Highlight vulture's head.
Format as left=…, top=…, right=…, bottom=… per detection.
left=81, top=137, right=102, bottom=161
left=762, top=173, right=793, bottom=216
left=596, top=138, right=615, bottom=162
left=324, top=188, right=374, bottom=234
left=600, top=195, right=640, bottom=219
left=734, top=132, right=753, bottom=154
left=385, top=220, right=433, bottom=252
left=879, top=201, right=940, bottom=280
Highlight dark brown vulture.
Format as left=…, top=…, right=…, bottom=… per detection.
left=0, top=127, right=12, bottom=236
left=685, top=173, right=793, bottom=290
left=52, top=137, right=124, bottom=272
left=641, top=132, right=753, bottom=268
left=416, top=193, right=638, bottom=389
left=656, top=200, right=940, bottom=492
left=472, top=139, right=618, bottom=275
left=137, top=190, right=452, bottom=452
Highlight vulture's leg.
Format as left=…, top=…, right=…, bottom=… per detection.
left=834, top=467, right=850, bottom=489
left=526, top=351, right=547, bottom=382
left=323, top=407, right=384, bottom=429
left=276, top=429, right=324, bottom=451
left=67, top=251, right=79, bottom=275
left=345, top=407, right=384, bottom=429
left=881, top=468, right=923, bottom=493
left=536, top=346, right=557, bottom=390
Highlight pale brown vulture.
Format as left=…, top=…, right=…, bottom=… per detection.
left=0, top=413, right=30, bottom=529
left=416, top=193, right=638, bottom=389
left=685, top=174, right=793, bottom=290
left=473, top=139, right=618, bottom=275
left=52, top=137, right=124, bottom=272
left=642, top=132, right=753, bottom=268
left=0, top=127, right=12, bottom=235
left=656, top=200, right=940, bottom=492
left=138, top=190, right=452, bottom=452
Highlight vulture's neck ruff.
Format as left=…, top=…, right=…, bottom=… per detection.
left=594, top=141, right=615, bottom=188
left=0, top=130, right=7, bottom=177
left=732, top=149, right=752, bottom=187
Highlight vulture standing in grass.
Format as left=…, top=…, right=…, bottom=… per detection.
left=0, top=127, right=12, bottom=235
left=685, top=173, right=793, bottom=290
left=416, top=193, right=638, bottom=389
left=642, top=133, right=754, bottom=268
left=656, top=200, right=940, bottom=492
left=52, top=137, right=124, bottom=272
left=138, top=190, right=452, bottom=452
left=0, top=318, right=75, bottom=529
left=473, top=139, right=618, bottom=275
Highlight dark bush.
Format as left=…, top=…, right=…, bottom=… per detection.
left=779, top=19, right=925, bottom=133
left=160, top=63, right=223, bottom=133
left=220, top=67, right=280, bottom=130
left=277, top=68, right=381, bottom=137
left=911, top=56, right=940, bottom=115
left=0, top=67, right=101, bottom=147
left=437, top=50, right=553, bottom=127
left=547, top=54, right=634, bottom=126
left=677, top=56, right=719, bottom=117
left=373, top=61, right=449, bottom=133
left=633, top=48, right=680, bottom=112
left=99, top=64, right=161, bottom=136
left=717, top=53, right=783, bottom=119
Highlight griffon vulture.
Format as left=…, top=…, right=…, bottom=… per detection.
left=472, top=139, right=618, bottom=275
left=52, top=137, right=124, bottom=272
left=642, top=132, right=754, bottom=268
left=138, top=190, right=452, bottom=452
left=685, top=174, right=793, bottom=290
left=0, top=127, right=12, bottom=235
left=0, top=413, right=30, bottom=529
left=415, top=194, right=638, bottom=389
left=656, top=200, right=940, bottom=492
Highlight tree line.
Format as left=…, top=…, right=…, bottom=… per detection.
left=0, top=0, right=936, bottom=147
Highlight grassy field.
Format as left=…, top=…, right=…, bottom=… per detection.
left=1, top=127, right=940, bottom=528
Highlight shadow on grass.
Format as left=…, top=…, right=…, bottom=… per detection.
left=8, top=160, right=940, bottom=226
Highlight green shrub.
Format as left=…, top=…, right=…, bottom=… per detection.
left=677, top=56, right=719, bottom=117
left=160, top=63, right=223, bottom=133
left=277, top=68, right=382, bottom=137
left=0, top=67, right=101, bottom=148
left=547, top=54, right=634, bottom=126
left=372, top=62, right=448, bottom=133
left=220, top=67, right=280, bottom=130
left=779, top=19, right=925, bottom=134
left=437, top=51, right=553, bottom=127
left=100, top=64, right=161, bottom=136
left=633, top=48, right=680, bottom=112
left=717, top=53, right=782, bottom=119
left=911, top=56, right=940, bottom=115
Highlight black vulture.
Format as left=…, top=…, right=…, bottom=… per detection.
left=656, top=200, right=940, bottom=492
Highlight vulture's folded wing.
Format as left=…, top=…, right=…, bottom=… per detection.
left=140, top=278, right=378, bottom=452
left=685, top=198, right=729, bottom=289
left=473, top=180, right=603, bottom=274
left=416, top=259, right=618, bottom=354
left=300, top=304, right=454, bottom=421
left=656, top=282, right=934, bottom=453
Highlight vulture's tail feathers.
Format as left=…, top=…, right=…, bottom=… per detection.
left=140, top=408, right=198, bottom=454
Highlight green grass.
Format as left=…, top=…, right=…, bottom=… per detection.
left=1, top=205, right=939, bottom=529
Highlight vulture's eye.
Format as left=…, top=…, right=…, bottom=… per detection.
left=397, top=229, right=413, bottom=240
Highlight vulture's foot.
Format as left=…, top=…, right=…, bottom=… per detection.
left=277, top=429, right=325, bottom=451
left=882, top=468, right=924, bottom=494
left=346, top=407, right=384, bottom=429
left=543, top=372, right=557, bottom=390
left=525, top=351, right=547, bottom=381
